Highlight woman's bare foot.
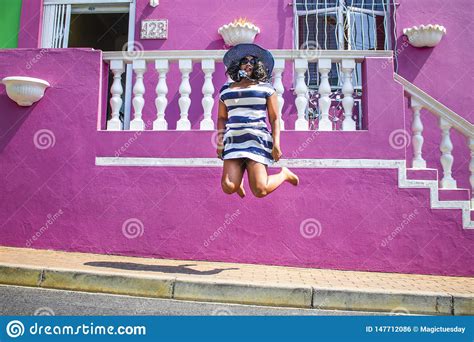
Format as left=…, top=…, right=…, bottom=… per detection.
left=237, top=179, right=246, bottom=198
left=281, top=167, right=299, bottom=186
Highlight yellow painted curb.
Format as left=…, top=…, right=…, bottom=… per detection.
left=312, top=288, right=452, bottom=315
left=174, top=279, right=313, bottom=308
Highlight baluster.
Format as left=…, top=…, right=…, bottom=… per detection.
left=469, top=138, right=474, bottom=208
left=273, top=58, right=285, bottom=130
left=176, top=59, right=192, bottom=130
left=318, top=58, right=332, bottom=131
left=129, top=59, right=146, bottom=131
left=107, top=60, right=124, bottom=131
left=410, top=97, right=426, bottom=168
left=439, top=118, right=457, bottom=189
left=153, top=59, right=169, bottom=130
left=341, top=59, right=356, bottom=131
left=200, top=59, right=215, bottom=130
left=294, top=58, right=308, bottom=131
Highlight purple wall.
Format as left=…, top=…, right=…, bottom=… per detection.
left=0, top=49, right=473, bottom=276
left=396, top=0, right=473, bottom=122
left=18, top=0, right=43, bottom=48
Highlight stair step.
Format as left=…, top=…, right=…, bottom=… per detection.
left=406, top=168, right=437, bottom=181
left=438, top=188, right=471, bottom=201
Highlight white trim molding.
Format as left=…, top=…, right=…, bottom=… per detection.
left=95, top=157, right=473, bottom=229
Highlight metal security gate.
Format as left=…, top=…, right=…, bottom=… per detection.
left=294, top=0, right=397, bottom=88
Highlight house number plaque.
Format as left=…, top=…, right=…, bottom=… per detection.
left=141, top=19, right=168, bottom=39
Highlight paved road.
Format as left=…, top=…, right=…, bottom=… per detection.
left=0, top=285, right=391, bottom=316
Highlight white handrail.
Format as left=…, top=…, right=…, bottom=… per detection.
left=395, top=73, right=474, bottom=208
left=103, top=49, right=392, bottom=63
left=394, top=73, right=473, bottom=138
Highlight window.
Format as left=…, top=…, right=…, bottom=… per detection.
left=294, top=0, right=395, bottom=89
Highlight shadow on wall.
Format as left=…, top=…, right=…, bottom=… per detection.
left=395, top=35, right=435, bottom=83
left=0, top=94, right=32, bottom=153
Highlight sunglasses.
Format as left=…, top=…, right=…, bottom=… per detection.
left=239, top=57, right=257, bottom=66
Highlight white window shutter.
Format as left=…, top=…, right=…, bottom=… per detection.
left=41, top=4, right=71, bottom=48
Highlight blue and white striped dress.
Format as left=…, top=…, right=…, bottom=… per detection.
left=219, top=81, right=276, bottom=166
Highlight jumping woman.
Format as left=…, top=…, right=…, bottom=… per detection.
left=217, top=43, right=299, bottom=198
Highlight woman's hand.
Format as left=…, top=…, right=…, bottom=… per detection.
left=272, top=144, right=282, bottom=162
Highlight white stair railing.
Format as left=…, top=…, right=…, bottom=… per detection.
left=394, top=74, right=474, bottom=207
left=102, top=49, right=392, bottom=132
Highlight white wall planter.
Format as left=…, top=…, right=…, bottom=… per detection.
left=403, top=24, right=447, bottom=48
left=1, top=76, right=50, bottom=106
left=218, top=18, right=260, bottom=46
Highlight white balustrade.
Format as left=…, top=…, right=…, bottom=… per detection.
left=317, top=58, right=333, bottom=131
left=395, top=74, right=474, bottom=210
left=130, top=59, right=146, bottom=131
left=341, top=59, right=356, bottom=131
left=102, top=50, right=384, bottom=132
left=439, top=118, right=457, bottom=189
left=410, top=97, right=426, bottom=169
left=294, top=58, right=309, bottom=131
left=200, top=59, right=215, bottom=130
left=176, top=59, right=192, bottom=130
left=107, top=60, right=124, bottom=131
left=153, top=59, right=169, bottom=130
left=273, top=58, right=285, bottom=130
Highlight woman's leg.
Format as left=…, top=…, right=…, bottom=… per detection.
left=221, top=158, right=247, bottom=198
left=246, top=160, right=299, bottom=198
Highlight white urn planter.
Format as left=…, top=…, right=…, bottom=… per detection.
left=1, top=76, right=50, bottom=106
left=218, top=18, right=260, bottom=46
left=403, top=24, right=446, bottom=47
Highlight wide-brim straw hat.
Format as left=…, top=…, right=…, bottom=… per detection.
left=223, top=43, right=274, bottom=76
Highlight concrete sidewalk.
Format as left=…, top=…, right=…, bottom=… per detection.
left=0, top=246, right=472, bottom=315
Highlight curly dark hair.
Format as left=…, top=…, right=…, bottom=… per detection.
left=225, top=56, right=271, bottom=83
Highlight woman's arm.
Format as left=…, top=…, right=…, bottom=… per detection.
left=267, top=93, right=282, bottom=161
left=267, top=93, right=280, bottom=147
left=216, top=100, right=228, bottom=158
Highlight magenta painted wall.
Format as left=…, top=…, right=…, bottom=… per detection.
left=17, top=0, right=43, bottom=48
left=396, top=0, right=473, bottom=122
left=0, top=49, right=473, bottom=276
